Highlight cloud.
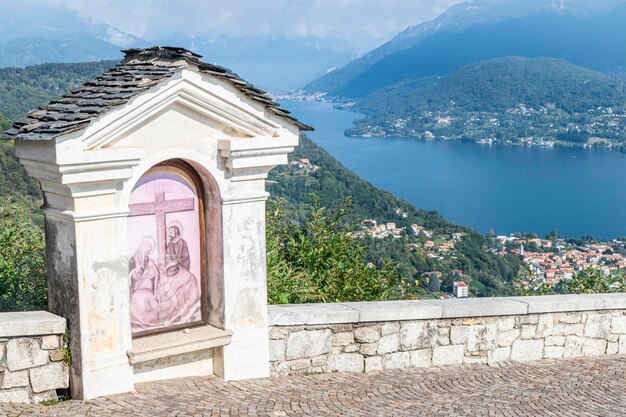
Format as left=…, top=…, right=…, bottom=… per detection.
left=13, top=0, right=465, bottom=52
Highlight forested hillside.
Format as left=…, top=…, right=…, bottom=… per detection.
left=268, top=135, right=524, bottom=296
left=347, top=57, right=626, bottom=145
left=357, top=57, right=626, bottom=115
left=0, top=60, right=117, bottom=120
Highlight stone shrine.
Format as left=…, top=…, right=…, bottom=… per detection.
left=4, top=47, right=312, bottom=399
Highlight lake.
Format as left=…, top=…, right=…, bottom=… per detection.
left=279, top=99, right=626, bottom=239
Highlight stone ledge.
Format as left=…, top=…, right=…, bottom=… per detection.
left=268, top=293, right=626, bottom=326
left=342, top=300, right=442, bottom=322
left=128, top=325, right=232, bottom=365
left=422, top=297, right=528, bottom=318
left=268, top=303, right=360, bottom=326
left=0, top=312, right=66, bottom=337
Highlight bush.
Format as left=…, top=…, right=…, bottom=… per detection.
left=0, top=203, right=47, bottom=311
left=266, top=197, right=400, bottom=304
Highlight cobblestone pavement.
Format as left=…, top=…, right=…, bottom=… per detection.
left=2, top=355, right=626, bottom=416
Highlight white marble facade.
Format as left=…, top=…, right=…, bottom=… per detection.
left=11, top=48, right=308, bottom=399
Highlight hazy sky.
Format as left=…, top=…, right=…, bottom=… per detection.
left=14, top=0, right=465, bottom=52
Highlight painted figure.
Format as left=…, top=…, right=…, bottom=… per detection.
left=158, top=222, right=200, bottom=325
left=129, top=239, right=160, bottom=329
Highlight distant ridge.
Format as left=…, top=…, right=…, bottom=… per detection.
left=306, top=0, right=626, bottom=96
left=357, top=56, right=626, bottom=115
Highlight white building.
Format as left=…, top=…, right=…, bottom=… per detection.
left=453, top=282, right=469, bottom=298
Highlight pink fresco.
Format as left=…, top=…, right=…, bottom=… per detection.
left=128, top=168, right=202, bottom=334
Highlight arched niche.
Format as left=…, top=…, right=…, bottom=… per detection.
left=127, top=160, right=214, bottom=336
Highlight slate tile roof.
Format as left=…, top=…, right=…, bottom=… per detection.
left=2, top=46, right=313, bottom=141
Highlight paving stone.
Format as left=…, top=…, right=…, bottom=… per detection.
left=2, top=356, right=626, bottom=415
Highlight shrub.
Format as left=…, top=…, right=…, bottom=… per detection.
left=0, top=203, right=47, bottom=311
left=266, top=197, right=399, bottom=304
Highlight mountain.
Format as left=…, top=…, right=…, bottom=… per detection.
left=347, top=56, right=626, bottom=143
left=0, top=6, right=142, bottom=68
left=305, top=0, right=626, bottom=95
left=358, top=57, right=626, bottom=115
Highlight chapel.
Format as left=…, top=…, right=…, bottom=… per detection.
left=5, top=46, right=312, bottom=399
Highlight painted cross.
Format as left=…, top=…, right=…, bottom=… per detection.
left=129, top=192, right=195, bottom=268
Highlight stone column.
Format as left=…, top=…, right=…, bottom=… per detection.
left=17, top=146, right=141, bottom=399
left=213, top=136, right=297, bottom=380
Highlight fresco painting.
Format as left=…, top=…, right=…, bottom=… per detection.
left=128, top=167, right=202, bottom=334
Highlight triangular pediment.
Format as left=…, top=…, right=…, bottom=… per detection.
left=81, top=72, right=286, bottom=151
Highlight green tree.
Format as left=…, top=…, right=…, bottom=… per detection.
left=428, top=273, right=441, bottom=292
left=0, top=203, right=47, bottom=311
left=266, top=197, right=399, bottom=304
left=563, top=267, right=625, bottom=294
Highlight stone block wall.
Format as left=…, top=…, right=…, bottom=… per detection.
left=268, top=294, right=626, bottom=376
left=0, top=312, right=69, bottom=403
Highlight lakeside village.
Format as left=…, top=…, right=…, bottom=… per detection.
left=491, top=235, right=626, bottom=285
left=351, top=214, right=469, bottom=298
left=350, top=213, right=626, bottom=297
left=345, top=104, right=626, bottom=150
